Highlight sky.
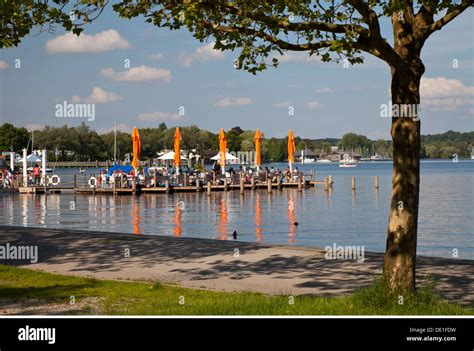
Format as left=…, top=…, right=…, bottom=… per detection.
left=0, top=5, right=473, bottom=140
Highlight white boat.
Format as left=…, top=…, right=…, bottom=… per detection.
left=370, top=154, right=390, bottom=161
left=316, top=159, right=332, bottom=164
left=339, top=162, right=357, bottom=168
left=302, top=157, right=315, bottom=163
left=452, top=154, right=459, bottom=163
left=339, top=158, right=358, bottom=164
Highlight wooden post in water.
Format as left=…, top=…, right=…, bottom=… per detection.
left=276, top=175, right=281, bottom=190
left=153, top=172, right=157, bottom=188
left=375, top=176, right=379, bottom=189
left=352, top=176, right=356, bottom=191
left=132, top=176, right=137, bottom=194
left=240, top=177, right=244, bottom=195
left=224, top=176, right=228, bottom=190
left=196, top=178, right=201, bottom=192
left=311, top=169, right=315, bottom=181
left=207, top=181, right=211, bottom=196
left=165, top=178, right=170, bottom=193
left=184, top=173, right=188, bottom=187
left=297, top=176, right=302, bottom=192
left=251, top=177, right=255, bottom=190
left=267, top=178, right=272, bottom=193
left=324, top=177, right=329, bottom=191
left=329, top=175, right=333, bottom=185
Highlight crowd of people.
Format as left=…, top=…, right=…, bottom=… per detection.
left=1, top=162, right=304, bottom=189
left=0, top=164, right=42, bottom=188
left=87, top=163, right=303, bottom=189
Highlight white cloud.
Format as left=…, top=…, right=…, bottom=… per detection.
left=24, top=124, right=45, bottom=131
left=273, top=101, right=292, bottom=108
left=149, top=53, right=165, bottom=60
left=100, top=65, right=171, bottom=83
left=97, top=123, right=132, bottom=134
left=276, top=52, right=321, bottom=64
left=137, top=111, right=181, bottom=121
left=421, top=77, right=474, bottom=98
left=195, top=43, right=225, bottom=61
left=422, top=97, right=473, bottom=111
left=315, top=88, right=336, bottom=94
left=179, top=53, right=194, bottom=68
left=214, top=97, right=252, bottom=107
left=306, top=101, right=321, bottom=110
left=0, top=60, right=8, bottom=69
left=71, top=87, right=123, bottom=104
left=45, top=29, right=130, bottom=54
left=179, top=42, right=225, bottom=67
left=421, top=77, right=474, bottom=110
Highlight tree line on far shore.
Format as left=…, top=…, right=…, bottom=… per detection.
left=0, top=122, right=472, bottom=162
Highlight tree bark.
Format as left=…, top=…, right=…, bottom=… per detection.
left=383, top=57, right=424, bottom=292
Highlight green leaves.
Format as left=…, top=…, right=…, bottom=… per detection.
left=0, top=0, right=107, bottom=48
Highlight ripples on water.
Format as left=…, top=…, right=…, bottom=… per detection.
left=1, top=160, right=472, bottom=259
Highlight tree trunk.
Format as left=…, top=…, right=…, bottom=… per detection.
left=383, top=59, right=424, bottom=293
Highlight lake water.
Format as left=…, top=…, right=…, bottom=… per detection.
left=1, top=160, right=473, bottom=259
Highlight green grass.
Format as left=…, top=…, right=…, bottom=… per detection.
left=0, top=265, right=471, bottom=315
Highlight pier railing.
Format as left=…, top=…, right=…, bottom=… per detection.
left=4, top=168, right=335, bottom=195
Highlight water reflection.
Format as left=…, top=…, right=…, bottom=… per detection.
left=217, top=193, right=228, bottom=240
left=1, top=161, right=473, bottom=259
left=173, top=198, right=181, bottom=237
left=255, top=192, right=262, bottom=242
left=133, top=198, right=141, bottom=235
left=287, top=191, right=296, bottom=244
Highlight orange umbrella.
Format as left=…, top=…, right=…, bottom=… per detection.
left=254, top=129, right=262, bottom=169
left=219, top=128, right=227, bottom=172
left=287, top=129, right=295, bottom=173
left=131, top=127, right=141, bottom=169
left=174, top=127, right=181, bottom=169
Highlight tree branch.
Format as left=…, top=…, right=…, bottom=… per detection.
left=424, top=0, right=472, bottom=36
left=212, top=3, right=369, bottom=36
left=346, top=0, right=401, bottom=66
left=205, top=21, right=337, bottom=51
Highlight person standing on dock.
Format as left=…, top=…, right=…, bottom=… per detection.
left=33, top=164, right=40, bottom=185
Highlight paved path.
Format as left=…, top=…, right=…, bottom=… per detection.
left=0, top=226, right=472, bottom=304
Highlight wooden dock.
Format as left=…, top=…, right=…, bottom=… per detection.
left=17, top=178, right=331, bottom=195
left=13, top=170, right=339, bottom=195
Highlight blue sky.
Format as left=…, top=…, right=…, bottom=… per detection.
left=0, top=6, right=472, bottom=139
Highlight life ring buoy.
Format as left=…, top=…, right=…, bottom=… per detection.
left=48, top=175, right=61, bottom=186
left=88, top=176, right=97, bottom=188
